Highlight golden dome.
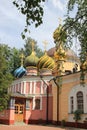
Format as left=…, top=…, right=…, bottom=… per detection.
left=37, top=52, right=55, bottom=71
left=25, top=51, right=39, bottom=67
left=54, top=45, right=66, bottom=61
left=47, top=47, right=80, bottom=73
left=53, top=24, right=67, bottom=44
left=47, top=47, right=79, bottom=61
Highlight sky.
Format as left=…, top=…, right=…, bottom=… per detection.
left=0, top=0, right=69, bottom=51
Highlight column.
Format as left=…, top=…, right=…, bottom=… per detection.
left=33, top=82, right=36, bottom=94
left=23, top=81, right=26, bottom=94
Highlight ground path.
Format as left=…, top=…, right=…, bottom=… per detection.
left=0, top=124, right=85, bottom=130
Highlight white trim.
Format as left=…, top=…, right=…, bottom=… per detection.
left=69, top=84, right=87, bottom=114
left=41, top=81, right=43, bottom=94
left=33, top=82, right=36, bottom=94
left=23, top=81, right=26, bottom=94
left=32, top=96, right=35, bottom=110
left=12, top=75, right=53, bottom=84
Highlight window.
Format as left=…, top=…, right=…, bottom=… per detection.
left=35, top=99, right=40, bottom=110
left=77, top=91, right=83, bottom=112
left=15, top=105, right=18, bottom=114
left=9, top=98, right=15, bottom=109
left=70, top=96, right=74, bottom=113
left=26, top=99, right=30, bottom=109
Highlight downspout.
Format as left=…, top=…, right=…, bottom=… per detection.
left=53, top=78, right=59, bottom=125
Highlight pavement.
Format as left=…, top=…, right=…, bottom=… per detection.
left=0, top=124, right=86, bottom=130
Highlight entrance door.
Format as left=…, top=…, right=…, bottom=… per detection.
left=15, top=104, right=24, bottom=122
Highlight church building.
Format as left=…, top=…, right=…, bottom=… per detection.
left=0, top=23, right=87, bottom=129
left=0, top=43, right=54, bottom=125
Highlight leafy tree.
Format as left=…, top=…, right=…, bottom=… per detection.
left=64, top=0, right=87, bottom=62
left=24, top=37, right=44, bottom=58
left=0, top=44, right=13, bottom=111
left=63, top=0, right=87, bottom=84
left=0, top=44, right=12, bottom=72
left=9, top=47, right=21, bottom=75
left=13, top=0, right=46, bottom=39
left=0, top=44, right=21, bottom=76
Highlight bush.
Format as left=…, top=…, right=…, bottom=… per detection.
left=61, top=119, right=66, bottom=127
left=73, top=110, right=82, bottom=122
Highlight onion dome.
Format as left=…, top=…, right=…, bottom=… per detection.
left=54, top=45, right=66, bottom=61
left=14, top=53, right=26, bottom=78
left=14, top=66, right=26, bottom=78
left=53, top=23, right=67, bottom=44
left=47, top=47, right=80, bottom=73
left=25, top=51, right=39, bottom=67
left=37, top=51, right=55, bottom=71
left=53, top=24, right=62, bottom=43
left=47, top=47, right=79, bottom=61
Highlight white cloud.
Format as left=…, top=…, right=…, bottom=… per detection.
left=0, top=0, right=25, bottom=26
left=52, top=0, right=64, bottom=11
left=0, top=0, right=66, bottom=50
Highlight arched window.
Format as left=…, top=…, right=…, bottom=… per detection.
left=77, top=91, right=83, bottom=112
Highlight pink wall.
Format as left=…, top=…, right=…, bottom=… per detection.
left=36, top=82, right=41, bottom=94
left=29, top=96, right=53, bottom=121
left=26, top=82, right=30, bottom=94
left=0, top=110, right=9, bottom=119
left=0, top=109, right=14, bottom=125
left=24, top=110, right=32, bottom=124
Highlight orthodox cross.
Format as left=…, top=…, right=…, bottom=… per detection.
left=58, top=17, right=62, bottom=25
left=31, top=41, right=35, bottom=52
left=43, top=40, right=48, bottom=51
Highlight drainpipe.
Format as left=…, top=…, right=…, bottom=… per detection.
left=53, top=77, right=59, bottom=125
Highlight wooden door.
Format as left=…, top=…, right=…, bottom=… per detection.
left=15, top=104, right=24, bottom=122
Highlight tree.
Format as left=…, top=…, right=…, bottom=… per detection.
left=0, top=44, right=21, bottom=76
left=0, top=44, right=13, bottom=111
left=62, top=0, right=87, bottom=85
left=64, top=0, right=87, bottom=63
left=24, top=37, right=44, bottom=58
left=9, top=47, right=21, bottom=75
left=13, top=0, right=46, bottom=39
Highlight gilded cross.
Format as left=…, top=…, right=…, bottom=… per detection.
left=32, top=41, right=35, bottom=52
left=58, top=17, right=62, bottom=25
left=43, top=40, right=48, bottom=51
left=20, top=53, right=25, bottom=66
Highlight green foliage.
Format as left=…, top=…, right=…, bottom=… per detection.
left=13, top=0, right=46, bottom=39
left=64, top=0, right=87, bottom=85
left=61, top=119, right=66, bottom=127
left=64, top=0, right=87, bottom=59
left=9, top=47, right=21, bottom=75
left=0, top=44, right=21, bottom=76
left=73, top=109, right=82, bottom=122
left=0, top=44, right=13, bottom=111
left=53, top=24, right=68, bottom=48
left=24, top=37, right=44, bottom=58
